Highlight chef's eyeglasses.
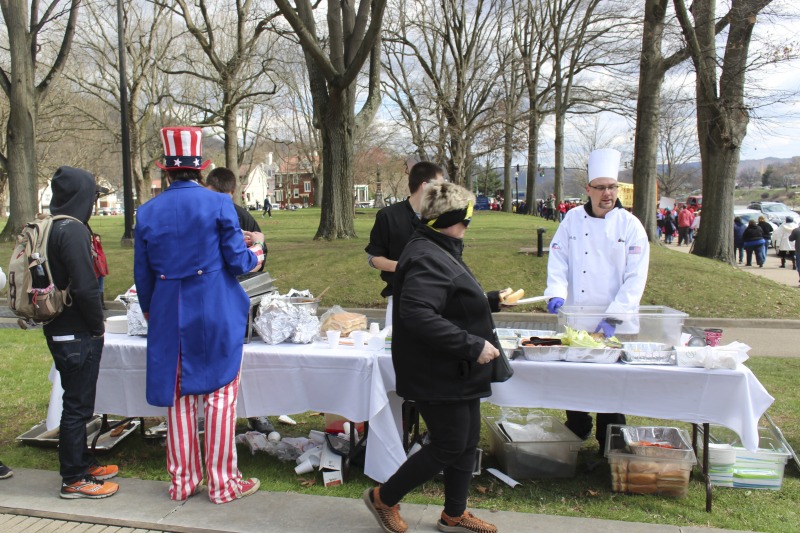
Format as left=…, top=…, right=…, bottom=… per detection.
left=588, top=184, right=619, bottom=192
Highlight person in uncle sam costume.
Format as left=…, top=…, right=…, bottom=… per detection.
left=133, top=126, right=265, bottom=503
left=543, top=148, right=650, bottom=448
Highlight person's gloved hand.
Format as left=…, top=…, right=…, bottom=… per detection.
left=547, top=297, right=564, bottom=314
left=594, top=319, right=617, bottom=338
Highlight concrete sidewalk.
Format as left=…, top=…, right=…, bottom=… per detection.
left=0, top=468, right=751, bottom=533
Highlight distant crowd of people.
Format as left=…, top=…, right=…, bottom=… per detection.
left=656, top=205, right=700, bottom=245
left=536, top=195, right=583, bottom=221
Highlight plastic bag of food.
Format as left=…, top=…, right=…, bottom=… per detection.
left=319, top=305, right=367, bottom=337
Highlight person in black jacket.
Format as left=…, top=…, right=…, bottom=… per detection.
left=757, top=216, right=774, bottom=262
left=45, top=166, right=119, bottom=499
left=363, top=182, right=501, bottom=533
left=743, top=219, right=766, bottom=267
left=365, top=161, right=443, bottom=327
left=205, top=167, right=277, bottom=434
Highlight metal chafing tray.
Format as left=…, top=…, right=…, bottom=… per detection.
left=621, top=426, right=695, bottom=461
left=237, top=272, right=278, bottom=343
left=17, top=416, right=141, bottom=451
left=621, top=342, right=676, bottom=365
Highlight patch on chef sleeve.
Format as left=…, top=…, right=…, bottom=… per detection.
left=628, top=245, right=642, bottom=254
left=551, top=241, right=561, bottom=250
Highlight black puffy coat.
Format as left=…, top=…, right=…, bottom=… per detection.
left=391, top=225, right=501, bottom=402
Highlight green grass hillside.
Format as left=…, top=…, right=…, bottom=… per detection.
left=3, top=209, right=799, bottom=318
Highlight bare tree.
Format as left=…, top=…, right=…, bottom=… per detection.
left=157, top=0, right=280, bottom=203
left=273, top=0, right=385, bottom=239
left=0, top=0, right=81, bottom=240
left=545, top=0, right=637, bottom=203
left=674, top=0, right=774, bottom=262
left=512, top=0, right=555, bottom=213
left=383, top=0, right=502, bottom=186
left=71, top=0, right=174, bottom=206
left=737, top=166, right=760, bottom=189
left=656, top=83, right=700, bottom=197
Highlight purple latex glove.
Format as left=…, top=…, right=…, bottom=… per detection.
left=547, top=297, right=564, bottom=315
left=594, top=319, right=617, bottom=338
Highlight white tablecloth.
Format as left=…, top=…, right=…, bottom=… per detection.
left=47, top=334, right=775, bottom=483
left=490, top=360, right=774, bottom=451
left=78, top=333, right=407, bottom=483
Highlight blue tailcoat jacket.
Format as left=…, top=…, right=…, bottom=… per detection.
left=133, top=180, right=257, bottom=407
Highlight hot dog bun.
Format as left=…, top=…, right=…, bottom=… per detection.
left=501, top=288, right=525, bottom=304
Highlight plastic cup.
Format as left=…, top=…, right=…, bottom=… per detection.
left=351, top=330, right=366, bottom=348
left=326, top=330, right=341, bottom=348
left=367, top=335, right=384, bottom=352
left=369, top=322, right=380, bottom=335
left=704, top=328, right=723, bottom=347
left=294, top=459, right=314, bottom=475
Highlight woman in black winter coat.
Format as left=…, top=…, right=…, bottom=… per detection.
left=743, top=219, right=766, bottom=267
left=362, top=181, right=502, bottom=533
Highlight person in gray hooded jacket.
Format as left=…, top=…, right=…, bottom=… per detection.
left=44, top=166, right=119, bottom=499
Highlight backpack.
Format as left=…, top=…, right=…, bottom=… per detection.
left=7, top=215, right=76, bottom=324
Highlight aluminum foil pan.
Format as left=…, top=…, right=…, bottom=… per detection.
left=562, top=347, right=621, bottom=364
left=621, top=426, right=695, bottom=461
left=621, top=342, right=676, bottom=365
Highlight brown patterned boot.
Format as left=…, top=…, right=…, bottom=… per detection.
left=438, top=510, right=498, bottom=533
left=362, top=486, right=408, bottom=533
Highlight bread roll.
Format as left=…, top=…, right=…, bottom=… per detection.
left=658, top=469, right=690, bottom=482
left=628, top=472, right=657, bottom=485
left=629, top=483, right=659, bottom=494
left=628, top=461, right=659, bottom=473
left=501, top=288, right=525, bottom=304
left=320, top=311, right=368, bottom=336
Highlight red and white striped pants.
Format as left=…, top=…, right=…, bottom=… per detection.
left=167, top=365, right=244, bottom=504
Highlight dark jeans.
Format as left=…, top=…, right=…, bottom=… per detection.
left=678, top=227, right=690, bottom=245
left=745, top=246, right=765, bottom=266
left=735, top=246, right=744, bottom=263
left=47, top=333, right=104, bottom=484
left=565, top=410, right=626, bottom=449
left=380, top=399, right=480, bottom=517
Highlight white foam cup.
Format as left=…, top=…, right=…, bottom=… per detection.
left=351, top=330, right=366, bottom=348
left=369, top=322, right=380, bottom=335
left=326, top=330, right=341, bottom=348
left=295, top=459, right=314, bottom=475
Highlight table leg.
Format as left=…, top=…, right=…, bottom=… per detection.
left=703, top=422, right=712, bottom=512
left=343, top=421, right=369, bottom=480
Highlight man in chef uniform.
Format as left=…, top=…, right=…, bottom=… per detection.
left=543, top=148, right=650, bottom=449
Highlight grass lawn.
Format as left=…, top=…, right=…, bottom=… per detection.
left=0, top=209, right=798, bottom=531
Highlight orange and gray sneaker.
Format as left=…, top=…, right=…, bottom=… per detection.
left=60, top=478, right=119, bottom=499
left=87, top=464, right=119, bottom=480
left=438, top=510, right=498, bottom=533
left=362, top=486, right=408, bottom=533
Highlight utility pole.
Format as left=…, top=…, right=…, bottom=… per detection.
left=117, top=0, right=134, bottom=246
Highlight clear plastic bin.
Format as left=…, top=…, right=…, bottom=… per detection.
left=700, top=424, right=791, bottom=490
left=557, top=305, right=688, bottom=346
left=484, top=414, right=583, bottom=479
left=605, top=424, right=696, bottom=497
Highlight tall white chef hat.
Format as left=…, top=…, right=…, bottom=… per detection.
left=587, top=148, right=621, bottom=183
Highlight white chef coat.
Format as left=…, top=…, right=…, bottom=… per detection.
left=544, top=203, right=649, bottom=317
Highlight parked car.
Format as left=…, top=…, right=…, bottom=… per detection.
left=746, top=201, right=798, bottom=226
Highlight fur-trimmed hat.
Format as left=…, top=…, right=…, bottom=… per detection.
left=420, top=182, right=475, bottom=228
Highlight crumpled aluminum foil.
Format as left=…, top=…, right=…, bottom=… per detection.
left=292, top=308, right=320, bottom=344
left=126, top=302, right=149, bottom=336
left=254, top=297, right=319, bottom=344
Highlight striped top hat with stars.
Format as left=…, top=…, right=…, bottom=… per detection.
left=156, top=126, right=212, bottom=171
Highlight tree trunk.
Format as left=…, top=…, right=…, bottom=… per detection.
left=223, top=102, right=241, bottom=205
left=553, top=109, right=565, bottom=203
left=525, top=113, right=544, bottom=216
left=503, top=120, right=513, bottom=212
left=315, top=86, right=356, bottom=240
left=0, top=5, right=38, bottom=241
left=632, top=0, right=669, bottom=242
